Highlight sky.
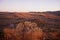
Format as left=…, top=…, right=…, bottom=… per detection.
left=0, top=0, right=60, bottom=12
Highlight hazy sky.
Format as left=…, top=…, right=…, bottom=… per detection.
left=0, top=0, right=60, bottom=12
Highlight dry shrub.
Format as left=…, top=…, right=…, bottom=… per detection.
left=3, top=21, right=43, bottom=40
left=3, top=28, right=16, bottom=40
left=50, top=32, right=60, bottom=40
left=17, top=21, right=43, bottom=40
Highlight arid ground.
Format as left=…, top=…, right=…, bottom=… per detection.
left=0, top=11, right=60, bottom=40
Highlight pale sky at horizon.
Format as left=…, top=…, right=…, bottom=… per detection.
left=0, top=0, right=60, bottom=12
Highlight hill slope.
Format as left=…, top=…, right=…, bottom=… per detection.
left=0, top=11, right=60, bottom=40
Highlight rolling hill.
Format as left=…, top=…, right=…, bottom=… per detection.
left=0, top=11, right=60, bottom=40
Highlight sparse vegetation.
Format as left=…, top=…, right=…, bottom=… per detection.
left=0, top=11, right=60, bottom=40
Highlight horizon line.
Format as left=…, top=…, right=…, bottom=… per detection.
left=0, top=10, right=60, bottom=12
